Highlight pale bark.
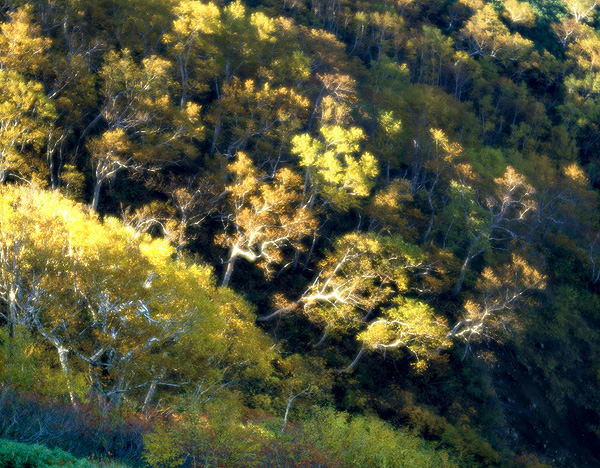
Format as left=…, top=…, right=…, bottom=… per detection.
left=282, top=386, right=311, bottom=431
left=335, top=347, right=366, bottom=374
left=221, top=253, right=237, bottom=288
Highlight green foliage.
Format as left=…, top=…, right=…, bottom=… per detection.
left=143, top=425, right=185, bottom=468
left=1, top=0, right=599, bottom=465
left=528, top=0, right=566, bottom=23
left=304, top=407, right=459, bottom=468
left=0, top=439, right=128, bottom=468
left=144, top=391, right=263, bottom=468
left=466, top=146, right=507, bottom=180
left=293, top=125, right=379, bottom=211
left=395, top=390, right=501, bottom=467
left=0, top=327, right=37, bottom=390
left=0, top=329, right=91, bottom=400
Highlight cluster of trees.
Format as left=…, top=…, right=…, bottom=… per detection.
left=1, top=0, right=600, bottom=466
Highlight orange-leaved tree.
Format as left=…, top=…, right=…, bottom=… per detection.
left=218, top=152, right=317, bottom=287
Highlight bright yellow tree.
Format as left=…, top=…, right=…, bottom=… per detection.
left=218, top=152, right=317, bottom=287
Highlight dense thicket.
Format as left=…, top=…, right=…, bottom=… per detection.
left=0, top=0, right=600, bottom=466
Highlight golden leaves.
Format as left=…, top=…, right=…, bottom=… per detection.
left=0, top=184, right=274, bottom=402
left=0, top=5, right=51, bottom=78
left=358, top=298, right=450, bottom=360
left=220, top=153, right=317, bottom=285
left=293, top=125, right=379, bottom=211
left=501, top=0, right=537, bottom=28
left=0, top=70, right=56, bottom=182
left=563, top=162, right=588, bottom=186
left=455, top=253, right=547, bottom=344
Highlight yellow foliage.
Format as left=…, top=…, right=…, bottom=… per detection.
left=0, top=185, right=275, bottom=406
left=0, top=70, right=56, bottom=183
left=293, top=125, right=379, bottom=211
left=501, top=0, right=537, bottom=28
left=0, top=5, right=51, bottom=77
left=563, top=162, right=588, bottom=186
left=219, top=152, right=316, bottom=285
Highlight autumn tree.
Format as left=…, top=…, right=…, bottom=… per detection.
left=0, top=70, right=56, bottom=184
left=0, top=185, right=273, bottom=409
left=259, top=232, right=451, bottom=371
left=563, top=0, right=598, bottom=23
left=163, top=0, right=221, bottom=108
left=88, top=49, right=202, bottom=210
left=46, top=53, right=97, bottom=190
left=218, top=152, right=317, bottom=287
left=372, top=110, right=405, bottom=182
left=276, top=354, right=332, bottom=430
left=207, top=78, right=309, bottom=163
left=357, top=297, right=450, bottom=372
left=0, top=5, right=57, bottom=184
left=501, top=0, right=537, bottom=29
left=448, top=253, right=546, bottom=359
left=0, top=5, right=52, bottom=79
left=459, top=2, right=510, bottom=58
left=365, top=178, right=425, bottom=241
left=405, top=26, right=462, bottom=89
left=292, top=125, right=378, bottom=212
left=458, top=0, right=536, bottom=76
left=445, top=166, right=537, bottom=296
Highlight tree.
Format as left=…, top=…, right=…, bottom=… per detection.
left=207, top=78, right=309, bottom=163
left=501, top=0, right=537, bottom=29
left=372, top=110, right=405, bottom=182
left=563, top=0, right=598, bottom=23
left=365, top=178, right=425, bottom=241
left=448, top=253, right=546, bottom=359
left=88, top=49, right=202, bottom=210
left=367, top=10, right=408, bottom=61
left=276, top=354, right=332, bottom=430
left=165, top=0, right=309, bottom=112
left=459, top=0, right=536, bottom=74
left=163, top=0, right=221, bottom=108
left=296, top=26, right=361, bottom=126
left=0, top=5, right=52, bottom=79
left=405, top=25, right=459, bottom=88
left=0, top=185, right=274, bottom=409
left=357, top=297, right=450, bottom=372
left=164, top=171, right=227, bottom=257
left=218, top=152, right=317, bottom=287
left=292, top=125, right=378, bottom=212
left=551, top=18, right=583, bottom=49
left=0, top=70, right=56, bottom=183
left=445, top=166, right=537, bottom=296
left=259, top=232, right=451, bottom=371
left=388, top=84, right=478, bottom=195
left=46, top=53, right=97, bottom=190
left=459, top=3, right=510, bottom=58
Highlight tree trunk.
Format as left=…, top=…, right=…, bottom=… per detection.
left=282, top=395, right=294, bottom=431
left=8, top=284, right=17, bottom=338
left=335, top=347, right=366, bottom=373
left=91, top=178, right=103, bottom=212
left=57, top=344, right=77, bottom=406
left=143, top=380, right=158, bottom=412
left=142, top=369, right=165, bottom=411
left=221, top=253, right=237, bottom=288
left=452, top=245, right=484, bottom=296
left=109, top=370, right=126, bottom=411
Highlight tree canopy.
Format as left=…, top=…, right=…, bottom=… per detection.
left=0, top=0, right=599, bottom=466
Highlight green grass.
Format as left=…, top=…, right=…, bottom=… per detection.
left=0, top=439, right=129, bottom=468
